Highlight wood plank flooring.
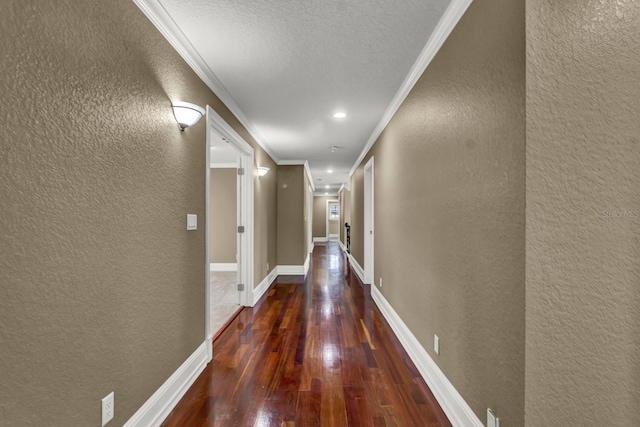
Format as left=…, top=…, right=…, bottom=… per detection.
left=161, top=242, right=451, bottom=427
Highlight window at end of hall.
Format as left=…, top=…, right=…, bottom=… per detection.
left=329, top=204, right=339, bottom=220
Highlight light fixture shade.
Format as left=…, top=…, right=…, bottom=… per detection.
left=257, top=167, right=270, bottom=177
left=171, top=101, right=205, bottom=130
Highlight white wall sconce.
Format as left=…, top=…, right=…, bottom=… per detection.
left=257, top=167, right=270, bottom=177
left=171, top=101, right=205, bottom=131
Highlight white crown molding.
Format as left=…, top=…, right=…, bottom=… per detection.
left=338, top=183, right=351, bottom=194
left=133, top=0, right=279, bottom=163
left=277, top=159, right=307, bottom=165
left=348, top=0, right=473, bottom=177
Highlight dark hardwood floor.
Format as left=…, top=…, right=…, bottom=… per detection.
left=161, top=242, right=451, bottom=427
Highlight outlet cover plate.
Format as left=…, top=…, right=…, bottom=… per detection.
left=487, top=408, right=499, bottom=427
left=102, top=392, right=114, bottom=426
left=434, top=335, right=440, bottom=355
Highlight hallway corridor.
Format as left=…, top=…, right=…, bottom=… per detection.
left=162, top=242, right=451, bottom=426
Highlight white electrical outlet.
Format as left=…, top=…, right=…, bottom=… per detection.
left=487, top=409, right=499, bottom=427
left=379, top=277, right=382, bottom=288
left=102, top=392, right=114, bottom=426
left=434, top=335, right=440, bottom=355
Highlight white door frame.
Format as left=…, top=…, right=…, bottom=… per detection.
left=363, top=157, right=374, bottom=284
left=308, top=186, right=313, bottom=253
left=326, top=199, right=339, bottom=240
left=205, top=107, right=255, bottom=341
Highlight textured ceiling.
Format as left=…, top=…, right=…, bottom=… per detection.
left=157, top=0, right=450, bottom=193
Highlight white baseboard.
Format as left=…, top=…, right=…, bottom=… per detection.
left=124, top=340, right=211, bottom=427
left=277, top=265, right=305, bottom=275
left=370, top=286, right=482, bottom=427
left=253, top=267, right=278, bottom=305
left=210, top=263, right=237, bottom=272
left=313, top=237, right=328, bottom=243
left=338, top=240, right=346, bottom=252
left=328, top=234, right=339, bottom=241
left=347, top=254, right=365, bottom=284
left=303, top=253, right=310, bottom=275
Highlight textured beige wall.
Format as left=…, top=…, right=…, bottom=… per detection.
left=313, top=196, right=338, bottom=238
left=277, top=165, right=305, bottom=265
left=0, top=1, right=276, bottom=425
left=526, top=1, right=640, bottom=425
left=349, top=0, right=525, bottom=423
left=210, top=169, right=237, bottom=263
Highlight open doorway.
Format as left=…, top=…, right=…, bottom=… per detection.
left=205, top=107, right=254, bottom=342
left=326, top=200, right=340, bottom=241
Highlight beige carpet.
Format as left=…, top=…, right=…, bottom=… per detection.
left=210, top=271, right=241, bottom=337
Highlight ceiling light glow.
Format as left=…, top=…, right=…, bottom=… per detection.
left=327, top=169, right=333, bottom=174
left=333, top=112, right=347, bottom=119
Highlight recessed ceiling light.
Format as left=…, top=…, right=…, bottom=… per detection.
left=327, top=169, right=333, bottom=174
left=325, top=192, right=329, bottom=195
left=317, top=178, right=323, bottom=181
left=333, top=112, right=347, bottom=119
left=325, top=185, right=330, bottom=189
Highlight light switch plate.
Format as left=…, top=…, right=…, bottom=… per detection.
left=187, top=214, right=197, bottom=231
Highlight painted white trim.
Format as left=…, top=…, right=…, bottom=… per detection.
left=338, top=183, right=350, bottom=194
left=348, top=0, right=473, bottom=178
left=304, top=161, right=315, bottom=192
left=278, top=160, right=316, bottom=192
left=210, top=162, right=238, bottom=169
left=204, top=108, right=212, bottom=341
left=313, top=237, right=328, bottom=243
left=277, top=265, right=306, bottom=275
left=338, top=240, right=346, bottom=252
left=328, top=234, right=339, bottom=240
left=370, top=286, right=483, bottom=427
left=325, top=198, right=340, bottom=239
left=252, top=267, right=278, bottom=306
left=303, top=253, right=311, bottom=275
left=307, top=184, right=314, bottom=254
left=210, top=263, right=237, bottom=272
left=132, top=0, right=279, bottom=163
left=277, top=159, right=307, bottom=165
left=363, top=157, right=374, bottom=285
left=347, top=254, right=365, bottom=284
left=124, top=341, right=211, bottom=427
left=207, top=108, right=254, bottom=308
